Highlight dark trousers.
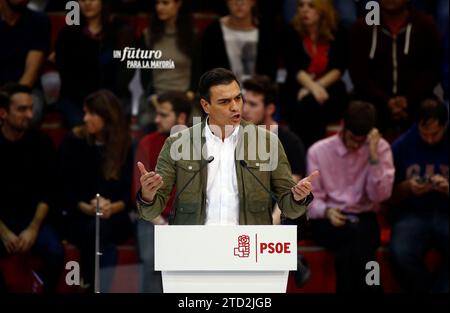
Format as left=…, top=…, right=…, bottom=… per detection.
left=136, top=219, right=163, bottom=293
left=0, top=218, right=65, bottom=293
left=64, top=212, right=133, bottom=293
left=287, top=80, right=348, bottom=149
left=311, top=212, right=381, bottom=293
left=390, top=208, right=449, bottom=293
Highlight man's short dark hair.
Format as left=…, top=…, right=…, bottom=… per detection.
left=343, top=101, right=377, bottom=136
left=243, top=75, right=278, bottom=106
left=198, top=68, right=240, bottom=102
left=157, top=91, right=192, bottom=118
left=0, top=83, right=32, bottom=111
left=417, top=97, right=449, bottom=126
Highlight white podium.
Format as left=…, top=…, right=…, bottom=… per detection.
left=154, top=225, right=297, bottom=293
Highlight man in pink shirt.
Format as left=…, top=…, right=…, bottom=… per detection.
left=307, top=100, right=395, bottom=293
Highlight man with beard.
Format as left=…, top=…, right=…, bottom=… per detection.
left=390, top=98, right=449, bottom=293
left=0, top=83, right=64, bottom=292
left=307, top=100, right=395, bottom=293
left=132, top=91, right=191, bottom=292
left=349, top=0, right=442, bottom=142
left=136, top=68, right=317, bottom=226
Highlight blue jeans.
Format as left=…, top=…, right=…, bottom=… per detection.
left=390, top=208, right=449, bottom=293
left=136, top=219, right=163, bottom=293
left=436, top=0, right=449, bottom=37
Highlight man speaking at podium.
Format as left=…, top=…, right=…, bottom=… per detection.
left=136, top=68, right=318, bottom=225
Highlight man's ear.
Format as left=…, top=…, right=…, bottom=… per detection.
left=266, top=103, right=276, bottom=118
left=200, top=98, right=209, bottom=114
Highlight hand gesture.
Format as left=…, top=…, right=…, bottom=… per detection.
left=137, top=162, right=164, bottom=203
left=1, top=228, right=20, bottom=254
left=291, top=170, right=320, bottom=202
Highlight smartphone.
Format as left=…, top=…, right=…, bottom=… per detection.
left=343, top=212, right=360, bottom=223
left=415, top=176, right=430, bottom=184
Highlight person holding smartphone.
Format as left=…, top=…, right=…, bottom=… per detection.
left=306, top=100, right=395, bottom=293
left=389, top=98, right=449, bottom=293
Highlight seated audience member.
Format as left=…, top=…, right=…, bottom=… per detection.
left=0, top=0, right=51, bottom=124
left=55, top=0, right=135, bottom=128
left=132, top=91, right=191, bottom=293
left=58, top=89, right=133, bottom=293
left=283, top=0, right=348, bottom=148
left=242, top=75, right=310, bottom=286
left=242, top=75, right=306, bottom=208
left=349, top=0, right=442, bottom=142
left=140, top=0, right=199, bottom=98
left=389, top=98, right=448, bottom=293
left=307, top=101, right=395, bottom=293
left=0, top=84, right=64, bottom=293
left=283, top=0, right=371, bottom=28
left=201, top=0, right=278, bottom=83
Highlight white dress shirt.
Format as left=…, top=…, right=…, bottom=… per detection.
left=204, top=121, right=240, bottom=225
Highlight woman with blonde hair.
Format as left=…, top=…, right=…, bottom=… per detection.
left=283, top=0, right=348, bottom=148
left=58, top=89, right=133, bottom=292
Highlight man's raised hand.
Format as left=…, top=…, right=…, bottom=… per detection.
left=291, top=170, right=320, bottom=202
left=137, top=162, right=164, bottom=203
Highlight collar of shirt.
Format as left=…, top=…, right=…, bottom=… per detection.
left=334, top=134, right=367, bottom=158
left=204, top=117, right=240, bottom=145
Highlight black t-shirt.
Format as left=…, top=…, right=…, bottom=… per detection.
left=55, top=18, right=135, bottom=103
left=0, top=8, right=50, bottom=86
left=0, top=128, right=56, bottom=221
left=277, top=125, right=306, bottom=177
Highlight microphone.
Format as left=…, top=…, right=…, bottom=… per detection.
left=239, top=160, right=278, bottom=204
left=169, top=156, right=214, bottom=224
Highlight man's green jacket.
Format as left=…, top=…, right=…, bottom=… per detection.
left=137, top=119, right=313, bottom=225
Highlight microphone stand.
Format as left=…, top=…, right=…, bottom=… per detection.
left=239, top=160, right=278, bottom=204
left=94, top=193, right=102, bottom=293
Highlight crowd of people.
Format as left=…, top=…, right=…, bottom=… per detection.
left=0, top=0, right=448, bottom=293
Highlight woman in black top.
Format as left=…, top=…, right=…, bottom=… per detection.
left=282, top=0, right=348, bottom=148
left=55, top=0, right=135, bottom=127
left=59, top=89, right=133, bottom=292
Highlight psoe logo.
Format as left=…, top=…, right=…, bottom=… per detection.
left=234, top=235, right=250, bottom=258
left=260, top=242, right=291, bottom=254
